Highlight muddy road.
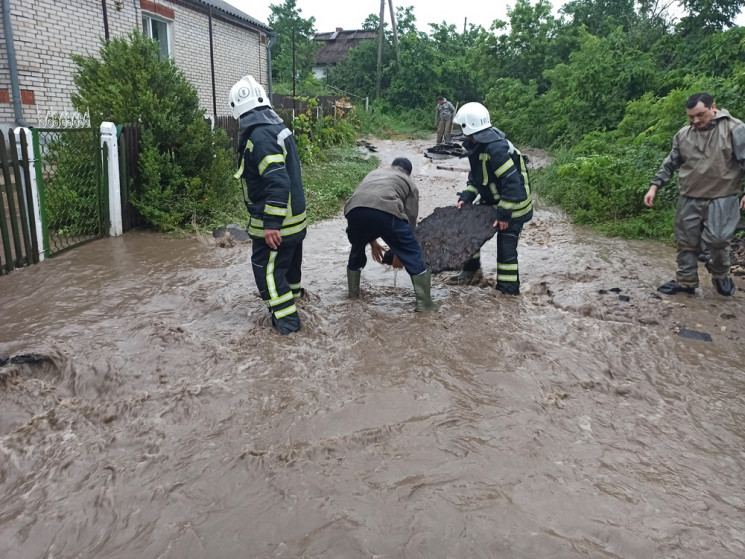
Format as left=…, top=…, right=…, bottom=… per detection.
left=1, top=136, right=744, bottom=559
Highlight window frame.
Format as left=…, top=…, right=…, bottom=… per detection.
left=142, top=11, right=174, bottom=59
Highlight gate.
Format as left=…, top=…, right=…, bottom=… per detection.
left=31, top=128, right=107, bottom=256
left=118, top=124, right=145, bottom=231
left=0, top=128, right=39, bottom=275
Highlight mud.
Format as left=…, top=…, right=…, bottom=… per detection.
left=1, top=136, right=744, bottom=559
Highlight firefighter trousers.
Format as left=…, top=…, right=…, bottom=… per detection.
left=251, top=233, right=305, bottom=335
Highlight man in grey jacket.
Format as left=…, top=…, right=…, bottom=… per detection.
left=435, top=96, right=456, bottom=144
left=644, top=92, right=745, bottom=296
left=344, top=158, right=438, bottom=311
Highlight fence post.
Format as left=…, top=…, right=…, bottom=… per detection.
left=15, top=127, right=44, bottom=263
left=101, top=122, right=122, bottom=236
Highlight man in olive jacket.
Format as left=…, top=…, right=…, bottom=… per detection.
left=644, top=92, right=745, bottom=297
left=344, top=158, right=438, bottom=312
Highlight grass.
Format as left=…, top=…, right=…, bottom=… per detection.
left=303, top=146, right=379, bottom=223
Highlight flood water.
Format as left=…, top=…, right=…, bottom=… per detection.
left=1, top=138, right=744, bottom=559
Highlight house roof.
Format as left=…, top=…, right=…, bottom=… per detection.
left=313, top=28, right=378, bottom=65
left=187, top=0, right=273, bottom=32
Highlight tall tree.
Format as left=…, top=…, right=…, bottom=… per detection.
left=268, top=0, right=319, bottom=82
left=678, top=0, right=745, bottom=32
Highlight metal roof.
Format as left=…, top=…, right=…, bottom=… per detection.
left=187, top=0, right=273, bottom=32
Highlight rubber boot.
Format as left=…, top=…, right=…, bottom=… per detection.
left=347, top=269, right=361, bottom=299
left=712, top=276, right=735, bottom=296
left=272, top=313, right=301, bottom=335
left=411, top=270, right=439, bottom=312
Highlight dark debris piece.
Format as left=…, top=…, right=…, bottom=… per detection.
left=618, top=295, right=630, bottom=302
left=0, top=353, right=49, bottom=367
left=677, top=329, right=712, bottom=342
left=416, top=205, right=499, bottom=274
left=426, top=143, right=466, bottom=157
left=212, top=224, right=250, bottom=242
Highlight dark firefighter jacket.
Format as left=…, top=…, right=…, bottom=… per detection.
left=234, top=106, right=307, bottom=240
left=459, top=127, right=533, bottom=224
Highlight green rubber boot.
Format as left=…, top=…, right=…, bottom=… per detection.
left=411, top=270, right=440, bottom=312
left=347, top=269, right=361, bottom=299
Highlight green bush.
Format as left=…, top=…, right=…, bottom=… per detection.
left=71, top=31, right=240, bottom=231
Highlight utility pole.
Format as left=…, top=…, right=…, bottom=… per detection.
left=388, top=0, right=400, bottom=64
left=376, top=0, right=385, bottom=98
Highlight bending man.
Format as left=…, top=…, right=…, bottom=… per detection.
left=344, top=158, right=439, bottom=312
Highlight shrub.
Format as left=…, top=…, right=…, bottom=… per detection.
left=71, top=31, right=240, bottom=231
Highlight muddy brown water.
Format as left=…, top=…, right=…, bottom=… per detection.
left=1, top=137, right=744, bottom=559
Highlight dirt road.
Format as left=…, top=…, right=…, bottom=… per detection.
left=0, top=136, right=743, bottom=559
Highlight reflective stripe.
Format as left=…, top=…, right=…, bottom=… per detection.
left=480, top=153, right=489, bottom=185
left=268, top=291, right=294, bottom=307
left=265, top=204, right=287, bottom=217
left=247, top=220, right=307, bottom=238
left=289, top=282, right=302, bottom=290
left=277, top=128, right=291, bottom=156
left=279, top=222, right=307, bottom=237
left=258, top=153, right=285, bottom=175
left=274, top=304, right=297, bottom=319
left=233, top=158, right=244, bottom=179
left=497, top=274, right=518, bottom=282
left=266, top=252, right=278, bottom=298
left=250, top=211, right=307, bottom=229
left=498, top=196, right=532, bottom=210
left=495, top=158, right=514, bottom=177
left=512, top=203, right=533, bottom=218
left=498, top=263, right=519, bottom=271
left=465, top=185, right=479, bottom=194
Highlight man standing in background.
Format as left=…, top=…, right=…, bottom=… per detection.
left=435, top=96, right=456, bottom=144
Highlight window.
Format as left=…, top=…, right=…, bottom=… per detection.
left=142, top=14, right=173, bottom=59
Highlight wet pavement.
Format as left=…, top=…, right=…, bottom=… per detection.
left=1, top=137, right=744, bottom=559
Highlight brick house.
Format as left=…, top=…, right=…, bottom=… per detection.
left=0, top=0, right=273, bottom=129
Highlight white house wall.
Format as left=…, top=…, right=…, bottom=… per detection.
left=0, top=0, right=268, bottom=126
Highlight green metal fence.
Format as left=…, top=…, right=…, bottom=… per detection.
left=32, top=128, right=108, bottom=256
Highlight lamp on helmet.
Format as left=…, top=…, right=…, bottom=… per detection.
left=454, top=102, right=492, bottom=136
left=229, top=75, right=270, bottom=119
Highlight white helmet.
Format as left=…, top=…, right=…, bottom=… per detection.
left=454, top=102, right=492, bottom=135
left=229, top=75, right=270, bottom=119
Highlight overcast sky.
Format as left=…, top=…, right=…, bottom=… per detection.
left=223, top=1, right=524, bottom=33
left=223, top=1, right=744, bottom=33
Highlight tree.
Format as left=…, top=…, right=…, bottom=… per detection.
left=268, top=0, right=319, bottom=82
left=678, top=0, right=745, bottom=32
left=561, top=0, right=638, bottom=35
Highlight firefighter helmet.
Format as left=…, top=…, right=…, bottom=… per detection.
left=454, top=102, right=492, bottom=135
left=229, top=75, right=270, bottom=119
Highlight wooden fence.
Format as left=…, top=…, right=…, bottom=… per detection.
left=0, top=128, right=39, bottom=274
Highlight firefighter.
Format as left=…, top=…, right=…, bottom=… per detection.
left=450, top=102, right=533, bottom=295
left=229, top=75, right=307, bottom=335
